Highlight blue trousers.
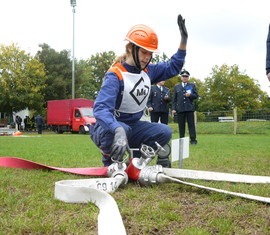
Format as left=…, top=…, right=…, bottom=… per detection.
left=90, top=121, right=172, bottom=166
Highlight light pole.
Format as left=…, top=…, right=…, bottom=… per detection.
left=70, top=0, right=76, bottom=99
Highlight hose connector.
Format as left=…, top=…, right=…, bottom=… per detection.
left=138, top=165, right=164, bottom=186
left=135, top=142, right=165, bottom=169
left=107, top=162, right=128, bottom=185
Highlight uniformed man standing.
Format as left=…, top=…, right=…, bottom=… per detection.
left=172, top=70, right=198, bottom=144
left=35, top=114, right=43, bottom=134
left=147, top=81, right=171, bottom=124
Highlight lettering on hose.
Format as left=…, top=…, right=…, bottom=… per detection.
left=111, top=181, right=117, bottom=190
left=96, top=182, right=107, bottom=191
left=96, top=180, right=118, bottom=192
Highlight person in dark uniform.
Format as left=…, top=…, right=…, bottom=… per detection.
left=147, top=81, right=171, bottom=124
left=35, top=114, right=43, bottom=134
left=24, top=116, right=30, bottom=131
left=172, top=70, right=198, bottom=144
left=15, top=115, right=22, bottom=131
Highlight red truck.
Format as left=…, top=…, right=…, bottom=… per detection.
left=47, top=99, right=96, bottom=134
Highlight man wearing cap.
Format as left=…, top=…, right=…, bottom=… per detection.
left=172, top=70, right=198, bottom=144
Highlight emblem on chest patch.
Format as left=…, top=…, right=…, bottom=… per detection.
left=130, top=77, right=150, bottom=105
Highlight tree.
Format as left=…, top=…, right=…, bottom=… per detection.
left=260, top=93, right=270, bottom=109
left=36, top=43, right=74, bottom=101
left=151, top=52, right=180, bottom=94
left=188, top=77, right=205, bottom=110
left=198, top=64, right=266, bottom=111
left=77, top=51, right=116, bottom=99
left=152, top=52, right=169, bottom=63
left=0, top=43, right=47, bottom=114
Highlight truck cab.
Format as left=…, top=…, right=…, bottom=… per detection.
left=73, top=108, right=96, bottom=134
left=47, top=99, right=95, bottom=134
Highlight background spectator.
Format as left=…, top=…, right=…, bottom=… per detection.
left=172, top=70, right=198, bottom=144
left=147, top=81, right=171, bottom=124
left=36, top=114, right=43, bottom=134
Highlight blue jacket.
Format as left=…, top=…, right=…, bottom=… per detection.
left=147, top=85, right=171, bottom=113
left=93, top=49, right=186, bottom=133
left=266, top=23, right=270, bottom=75
left=35, top=115, right=43, bottom=125
left=172, top=82, right=198, bottom=112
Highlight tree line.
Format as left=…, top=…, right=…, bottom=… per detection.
left=0, top=43, right=269, bottom=117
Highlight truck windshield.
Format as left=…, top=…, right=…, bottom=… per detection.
left=80, top=108, right=94, bottom=117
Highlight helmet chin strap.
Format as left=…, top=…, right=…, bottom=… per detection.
left=132, top=44, right=152, bottom=71
left=132, top=44, right=141, bottom=70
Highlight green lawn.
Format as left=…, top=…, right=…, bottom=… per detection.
left=0, top=129, right=269, bottom=234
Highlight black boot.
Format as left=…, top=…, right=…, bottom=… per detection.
left=156, top=156, right=171, bottom=168
left=156, top=143, right=171, bottom=168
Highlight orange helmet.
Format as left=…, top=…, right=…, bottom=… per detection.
left=125, top=24, right=159, bottom=53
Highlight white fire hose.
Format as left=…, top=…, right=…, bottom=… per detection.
left=55, top=163, right=128, bottom=235
left=54, top=143, right=270, bottom=235
left=163, top=168, right=270, bottom=184
left=2, top=147, right=269, bottom=235
left=138, top=166, right=270, bottom=204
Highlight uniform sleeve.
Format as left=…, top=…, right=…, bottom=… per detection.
left=146, top=87, right=153, bottom=108
left=165, top=87, right=171, bottom=103
left=190, top=84, right=198, bottom=100
left=147, top=49, right=186, bottom=84
left=172, top=86, right=178, bottom=111
left=93, top=72, right=122, bottom=133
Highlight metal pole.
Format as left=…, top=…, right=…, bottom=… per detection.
left=234, top=107, right=237, bottom=135
left=72, top=5, right=75, bottom=99
left=179, top=138, right=183, bottom=168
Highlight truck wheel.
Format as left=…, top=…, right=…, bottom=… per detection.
left=79, top=126, right=86, bottom=134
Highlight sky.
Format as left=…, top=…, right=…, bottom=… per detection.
left=1, top=0, right=270, bottom=95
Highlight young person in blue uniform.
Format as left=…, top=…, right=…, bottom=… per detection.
left=147, top=81, right=171, bottom=124
left=90, top=15, right=188, bottom=166
left=172, top=70, right=198, bottom=145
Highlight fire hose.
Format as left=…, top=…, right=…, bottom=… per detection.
left=55, top=163, right=128, bottom=235
left=1, top=143, right=270, bottom=235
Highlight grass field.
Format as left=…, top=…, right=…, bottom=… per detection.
left=0, top=123, right=270, bottom=234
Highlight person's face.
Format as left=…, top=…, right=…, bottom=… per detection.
left=138, top=48, right=153, bottom=68
left=158, top=81, right=165, bottom=86
left=181, top=76, right=189, bottom=83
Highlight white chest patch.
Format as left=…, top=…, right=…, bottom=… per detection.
left=118, top=71, right=151, bottom=114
